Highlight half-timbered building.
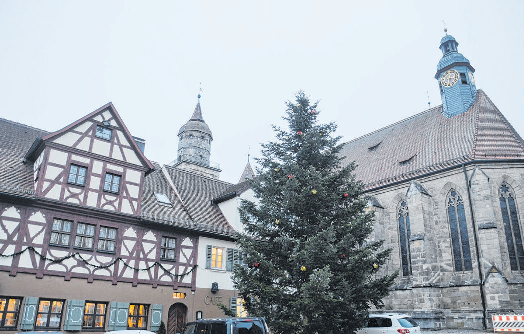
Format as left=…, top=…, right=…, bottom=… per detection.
left=0, top=102, right=250, bottom=334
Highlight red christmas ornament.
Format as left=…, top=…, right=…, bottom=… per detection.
left=297, top=131, right=303, bottom=135
left=343, top=193, right=349, bottom=198
left=340, top=254, right=345, bottom=259
left=254, top=262, right=260, bottom=268
left=311, top=110, right=316, bottom=114
left=288, top=175, right=293, bottom=179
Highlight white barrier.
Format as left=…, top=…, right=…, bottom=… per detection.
left=493, top=315, right=524, bottom=332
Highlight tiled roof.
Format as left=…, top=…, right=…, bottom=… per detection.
left=340, top=90, right=524, bottom=190
left=177, top=102, right=213, bottom=138
left=155, top=165, right=235, bottom=235
left=0, top=118, right=47, bottom=197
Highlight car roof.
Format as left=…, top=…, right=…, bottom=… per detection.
left=369, top=313, right=412, bottom=318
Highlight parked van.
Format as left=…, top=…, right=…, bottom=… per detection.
left=181, top=317, right=269, bottom=334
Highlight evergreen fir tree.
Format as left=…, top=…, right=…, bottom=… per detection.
left=233, top=92, right=398, bottom=334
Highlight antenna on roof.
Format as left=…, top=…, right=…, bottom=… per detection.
left=442, top=20, right=447, bottom=35
left=426, top=91, right=431, bottom=108
left=198, top=82, right=203, bottom=102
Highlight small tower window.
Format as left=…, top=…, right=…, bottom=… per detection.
left=460, top=73, right=468, bottom=84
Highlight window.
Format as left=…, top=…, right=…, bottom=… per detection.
left=35, top=299, right=64, bottom=328
left=74, top=223, right=95, bottom=250
left=231, top=297, right=247, bottom=318
left=128, top=304, right=148, bottom=329
left=0, top=297, right=22, bottom=328
left=212, top=247, right=223, bottom=269
left=460, top=72, right=468, bottom=84
left=398, top=201, right=412, bottom=276
left=447, top=189, right=472, bottom=271
left=83, top=302, right=107, bottom=329
left=50, top=218, right=72, bottom=246
left=499, top=183, right=524, bottom=271
left=226, top=248, right=243, bottom=271
left=103, top=173, right=121, bottom=193
left=98, top=226, right=117, bottom=253
left=68, top=165, right=87, bottom=186
left=173, top=293, right=186, bottom=299
left=161, top=237, right=176, bottom=260
left=96, top=125, right=112, bottom=140
left=154, top=193, right=171, bottom=205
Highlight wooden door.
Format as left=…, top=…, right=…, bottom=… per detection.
left=167, top=303, right=187, bottom=334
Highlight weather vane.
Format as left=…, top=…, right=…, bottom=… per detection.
left=442, top=20, right=447, bottom=34
left=426, top=91, right=431, bottom=108
left=198, top=82, right=203, bottom=101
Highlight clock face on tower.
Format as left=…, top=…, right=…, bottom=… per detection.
left=440, top=69, right=459, bottom=87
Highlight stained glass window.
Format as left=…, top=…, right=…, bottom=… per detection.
left=447, top=189, right=472, bottom=271
left=499, top=183, right=524, bottom=271
left=398, top=201, right=412, bottom=276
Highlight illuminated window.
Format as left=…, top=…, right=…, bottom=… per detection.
left=0, top=297, right=22, bottom=328
left=230, top=298, right=247, bottom=318
left=74, top=223, right=95, bottom=250
left=82, top=302, right=107, bottom=329
left=161, top=237, right=176, bottom=260
left=98, top=226, right=117, bottom=253
left=500, top=183, right=524, bottom=271
left=447, top=189, right=472, bottom=271
left=128, top=304, right=148, bottom=329
left=35, top=299, right=64, bottom=328
left=50, top=219, right=72, bottom=247
left=212, top=247, right=223, bottom=269
left=103, top=173, right=121, bottom=193
left=68, top=165, right=87, bottom=186
left=172, top=293, right=186, bottom=299
left=96, top=126, right=112, bottom=140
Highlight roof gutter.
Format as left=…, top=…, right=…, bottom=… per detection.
left=363, top=158, right=524, bottom=194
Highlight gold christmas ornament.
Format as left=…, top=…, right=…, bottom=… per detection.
left=301, top=266, right=306, bottom=272
left=275, top=219, right=280, bottom=224
left=311, top=189, right=317, bottom=194
left=373, top=263, right=379, bottom=269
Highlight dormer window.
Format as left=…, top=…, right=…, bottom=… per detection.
left=400, top=156, right=414, bottom=166
left=368, top=143, right=381, bottom=152
left=96, top=125, right=112, bottom=140
left=154, top=192, right=171, bottom=205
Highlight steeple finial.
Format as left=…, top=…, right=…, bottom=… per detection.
left=198, top=82, right=203, bottom=102
left=442, top=20, right=447, bottom=35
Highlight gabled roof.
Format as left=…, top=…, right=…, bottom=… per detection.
left=0, top=118, right=48, bottom=197
left=37, top=102, right=154, bottom=172
left=340, top=90, right=524, bottom=190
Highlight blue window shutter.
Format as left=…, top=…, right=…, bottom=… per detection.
left=206, top=245, right=212, bottom=269
left=230, top=297, right=237, bottom=316
left=108, top=302, right=129, bottom=331
left=150, top=304, right=163, bottom=331
left=226, top=248, right=234, bottom=271
left=64, top=299, right=85, bottom=331
left=20, top=297, right=38, bottom=330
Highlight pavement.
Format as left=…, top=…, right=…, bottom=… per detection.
left=421, top=330, right=491, bottom=334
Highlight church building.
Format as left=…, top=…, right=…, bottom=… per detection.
left=340, top=31, right=524, bottom=329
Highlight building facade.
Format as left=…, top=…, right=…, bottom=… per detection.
left=0, top=102, right=250, bottom=334
left=340, top=33, right=524, bottom=329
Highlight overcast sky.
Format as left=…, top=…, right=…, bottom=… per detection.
left=1, top=1, right=523, bottom=184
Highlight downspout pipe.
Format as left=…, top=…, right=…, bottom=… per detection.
left=462, top=163, right=487, bottom=330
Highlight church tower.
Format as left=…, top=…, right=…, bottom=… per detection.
left=435, top=30, right=477, bottom=118
left=175, top=95, right=221, bottom=179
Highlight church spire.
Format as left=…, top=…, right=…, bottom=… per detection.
left=175, top=94, right=220, bottom=179
left=435, top=31, right=477, bottom=118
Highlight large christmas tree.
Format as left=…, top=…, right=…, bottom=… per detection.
left=233, top=92, right=397, bottom=334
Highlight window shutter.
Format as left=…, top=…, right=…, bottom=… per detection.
left=206, top=245, right=212, bottom=269
left=230, top=297, right=237, bottom=317
left=226, top=248, right=234, bottom=271
left=108, top=302, right=129, bottom=331
left=150, top=304, right=163, bottom=331
left=64, top=299, right=85, bottom=331
left=20, top=297, right=38, bottom=330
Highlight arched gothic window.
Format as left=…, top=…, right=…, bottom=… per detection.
left=447, top=189, right=472, bottom=271
left=499, top=183, right=524, bottom=271
left=398, top=201, right=412, bottom=276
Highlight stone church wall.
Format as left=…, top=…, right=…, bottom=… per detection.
left=367, top=162, right=524, bottom=329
